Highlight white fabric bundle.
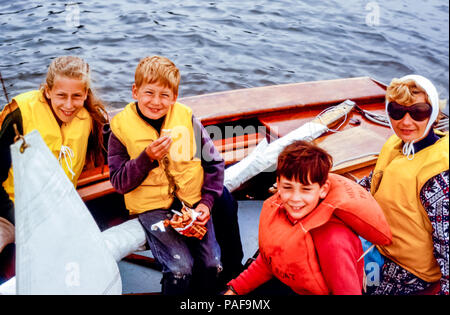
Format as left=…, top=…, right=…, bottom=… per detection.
left=102, top=218, right=147, bottom=262
left=224, top=121, right=328, bottom=192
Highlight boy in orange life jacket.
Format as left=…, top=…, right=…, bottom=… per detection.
left=108, top=56, right=243, bottom=294
left=225, top=140, right=392, bottom=295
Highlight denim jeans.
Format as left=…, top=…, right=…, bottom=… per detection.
left=138, top=203, right=222, bottom=295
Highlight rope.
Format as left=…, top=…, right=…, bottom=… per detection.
left=353, top=105, right=390, bottom=127
left=402, top=141, right=416, bottom=161
left=162, top=156, right=178, bottom=198
left=58, top=145, right=76, bottom=179
left=315, top=105, right=349, bottom=133
left=436, top=117, right=449, bottom=132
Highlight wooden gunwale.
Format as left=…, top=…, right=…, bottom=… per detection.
left=108, top=77, right=386, bottom=124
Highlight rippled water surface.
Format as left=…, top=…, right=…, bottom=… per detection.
left=1, top=0, right=448, bottom=113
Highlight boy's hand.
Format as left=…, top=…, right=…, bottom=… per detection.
left=0, top=217, right=14, bottom=253
left=195, top=203, right=211, bottom=226
left=145, top=136, right=172, bottom=160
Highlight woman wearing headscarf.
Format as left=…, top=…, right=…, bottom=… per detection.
left=360, top=75, right=448, bottom=295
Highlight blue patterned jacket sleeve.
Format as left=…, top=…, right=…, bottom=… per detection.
left=420, top=170, right=449, bottom=295
left=357, top=171, right=373, bottom=192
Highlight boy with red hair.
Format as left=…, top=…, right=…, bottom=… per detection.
left=226, top=140, right=392, bottom=295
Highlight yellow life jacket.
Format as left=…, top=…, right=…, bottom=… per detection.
left=371, top=132, right=449, bottom=282
left=2, top=90, right=92, bottom=202
left=110, top=102, right=204, bottom=214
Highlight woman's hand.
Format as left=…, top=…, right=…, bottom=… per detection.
left=0, top=217, right=14, bottom=253
left=145, top=136, right=172, bottom=160
left=195, top=203, right=211, bottom=226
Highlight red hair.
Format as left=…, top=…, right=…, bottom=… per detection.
left=276, top=140, right=333, bottom=186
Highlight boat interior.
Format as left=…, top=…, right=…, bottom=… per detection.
left=2, top=77, right=448, bottom=294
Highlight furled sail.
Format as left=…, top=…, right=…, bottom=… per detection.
left=10, top=130, right=122, bottom=294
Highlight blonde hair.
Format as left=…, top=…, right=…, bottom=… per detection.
left=42, top=56, right=108, bottom=168
left=386, top=78, right=431, bottom=105
left=134, top=56, right=180, bottom=95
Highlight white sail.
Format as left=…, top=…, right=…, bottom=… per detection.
left=11, top=130, right=122, bottom=295
left=0, top=217, right=147, bottom=295
left=102, top=218, right=147, bottom=262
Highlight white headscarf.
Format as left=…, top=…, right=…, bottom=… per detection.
left=385, top=74, right=440, bottom=160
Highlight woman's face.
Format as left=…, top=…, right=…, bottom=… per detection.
left=389, top=89, right=430, bottom=143
left=45, top=76, right=87, bottom=124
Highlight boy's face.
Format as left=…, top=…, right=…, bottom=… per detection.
left=132, top=81, right=177, bottom=120
left=276, top=176, right=330, bottom=221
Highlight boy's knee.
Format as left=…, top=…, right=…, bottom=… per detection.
left=171, top=270, right=191, bottom=280
left=204, top=256, right=223, bottom=275
left=167, top=258, right=193, bottom=278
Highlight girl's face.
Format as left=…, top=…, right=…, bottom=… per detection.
left=277, top=176, right=330, bottom=221
left=389, top=89, right=430, bottom=143
left=45, top=76, right=88, bottom=124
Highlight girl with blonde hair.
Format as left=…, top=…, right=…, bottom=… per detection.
left=0, top=56, right=108, bottom=263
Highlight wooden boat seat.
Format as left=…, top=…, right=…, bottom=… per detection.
left=77, top=165, right=115, bottom=201
left=78, top=179, right=115, bottom=202
left=213, top=131, right=265, bottom=165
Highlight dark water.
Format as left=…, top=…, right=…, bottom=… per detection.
left=1, top=0, right=448, bottom=114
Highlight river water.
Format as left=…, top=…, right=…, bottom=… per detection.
left=0, top=0, right=448, bottom=114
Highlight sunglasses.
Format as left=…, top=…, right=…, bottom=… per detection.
left=387, top=102, right=432, bottom=121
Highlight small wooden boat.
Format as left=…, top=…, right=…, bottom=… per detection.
left=1, top=76, right=448, bottom=294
